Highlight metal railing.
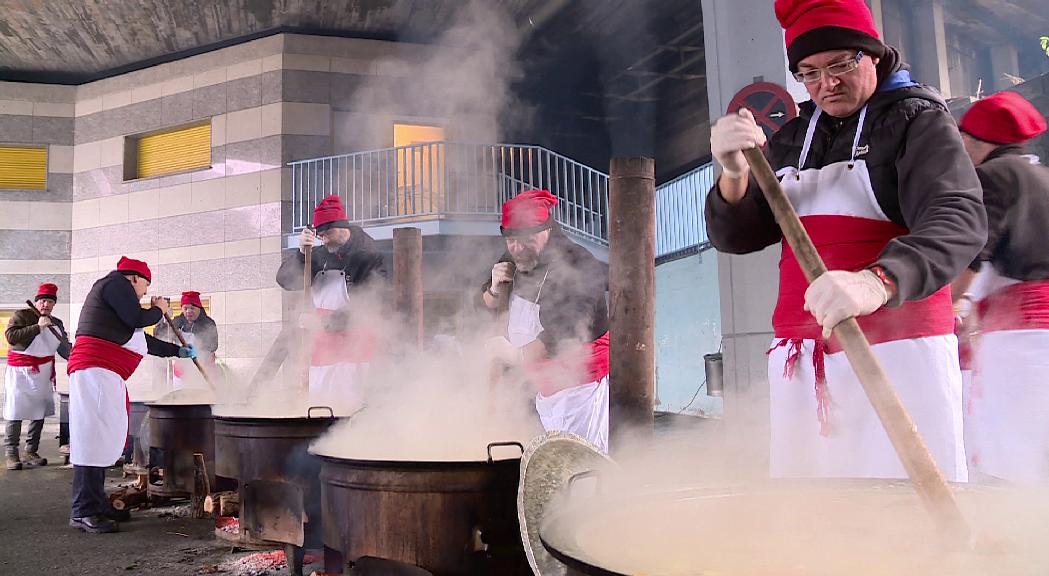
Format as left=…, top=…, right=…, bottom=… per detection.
left=289, top=142, right=714, bottom=256
left=655, top=162, right=715, bottom=257
left=289, top=141, right=609, bottom=246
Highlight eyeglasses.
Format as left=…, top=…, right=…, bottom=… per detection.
left=793, top=51, right=864, bottom=84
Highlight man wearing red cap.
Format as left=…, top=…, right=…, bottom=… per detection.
left=4, top=283, right=71, bottom=471
left=154, top=291, right=220, bottom=390
left=481, top=190, right=610, bottom=452
left=953, top=91, right=1049, bottom=483
left=67, top=257, right=196, bottom=533
left=276, top=194, right=385, bottom=413
left=705, top=0, right=985, bottom=480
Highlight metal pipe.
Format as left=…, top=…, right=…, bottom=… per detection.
left=393, top=227, right=424, bottom=350
left=608, top=157, right=656, bottom=448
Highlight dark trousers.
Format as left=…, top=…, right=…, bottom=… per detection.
left=4, top=419, right=44, bottom=455
left=71, top=465, right=109, bottom=518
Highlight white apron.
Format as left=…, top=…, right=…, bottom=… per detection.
left=69, top=330, right=146, bottom=467
left=969, top=265, right=1049, bottom=484
left=769, top=106, right=967, bottom=481
left=308, top=269, right=367, bottom=415
left=4, top=327, right=61, bottom=421
left=171, top=332, right=218, bottom=391
left=507, top=281, right=609, bottom=453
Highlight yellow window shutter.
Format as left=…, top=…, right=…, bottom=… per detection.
left=0, top=146, right=47, bottom=190
left=136, top=122, right=211, bottom=179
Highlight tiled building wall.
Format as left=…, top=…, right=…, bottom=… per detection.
left=0, top=81, right=76, bottom=386
left=57, top=34, right=431, bottom=397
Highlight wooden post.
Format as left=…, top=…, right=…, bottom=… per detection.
left=393, top=227, right=424, bottom=349
left=608, top=157, right=656, bottom=449
left=190, top=452, right=211, bottom=519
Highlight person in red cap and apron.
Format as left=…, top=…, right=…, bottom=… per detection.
left=4, top=283, right=71, bottom=471
left=481, top=190, right=610, bottom=452
left=951, top=91, right=1049, bottom=483
left=276, top=195, right=385, bottom=414
left=154, top=290, right=219, bottom=390
left=705, top=0, right=985, bottom=480
left=67, top=257, right=196, bottom=533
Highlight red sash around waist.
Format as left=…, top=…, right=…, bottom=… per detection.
left=978, top=280, right=1049, bottom=333
left=771, top=215, right=953, bottom=436
left=67, top=336, right=144, bottom=381
left=7, top=351, right=57, bottom=386
left=531, top=332, right=610, bottom=397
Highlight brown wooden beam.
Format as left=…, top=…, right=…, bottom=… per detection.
left=393, top=227, right=424, bottom=349
left=608, top=157, right=656, bottom=449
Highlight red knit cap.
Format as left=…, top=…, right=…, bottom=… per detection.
left=313, top=195, right=349, bottom=231
left=35, top=283, right=58, bottom=301
left=501, top=190, right=558, bottom=236
left=775, top=0, right=884, bottom=71
left=960, top=91, right=1048, bottom=145
left=181, top=291, right=203, bottom=309
left=117, top=256, right=152, bottom=283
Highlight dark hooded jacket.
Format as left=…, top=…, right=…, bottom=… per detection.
left=154, top=312, right=219, bottom=354
left=969, top=145, right=1049, bottom=281
left=705, top=49, right=986, bottom=306
left=480, top=228, right=608, bottom=354
left=75, top=271, right=181, bottom=357
left=276, top=224, right=386, bottom=331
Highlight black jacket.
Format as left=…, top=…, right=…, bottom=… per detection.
left=276, top=225, right=386, bottom=292
left=5, top=309, right=71, bottom=359
left=971, top=145, right=1049, bottom=281
left=154, top=312, right=219, bottom=353
left=480, top=229, right=609, bottom=353
left=75, top=271, right=181, bottom=358
left=705, top=50, right=986, bottom=306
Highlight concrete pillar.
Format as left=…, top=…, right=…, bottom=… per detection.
left=909, top=0, right=952, bottom=98
left=393, top=227, right=424, bottom=349
left=989, top=44, right=1020, bottom=92
left=866, top=0, right=885, bottom=38
left=608, top=157, right=656, bottom=448
left=702, top=0, right=804, bottom=474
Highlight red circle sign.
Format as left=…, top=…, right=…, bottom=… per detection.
left=726, top=82, right=798, bottom=139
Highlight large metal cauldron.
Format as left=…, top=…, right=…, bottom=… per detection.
left=319, top=442, right=530, bottom=576
left=214, top=406, right=337, bottom=574
left=540, top=480, right=1049, bottom=576
left=147, top=403, right=215, bottom=498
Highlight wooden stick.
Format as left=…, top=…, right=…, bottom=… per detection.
left=742, top=147, right=969, bottom=540
left=190, top=452, right=211, bottom=519
left=162, top=309, right=216, bottom=391
left=24, top=299, right=67, bottom=343
left=301, top=229, right=314, bottom=394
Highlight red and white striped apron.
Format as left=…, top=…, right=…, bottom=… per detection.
left=506, top=271, right=610, bottom=453
left=309, top=269, right=373, bottom=416
left=768, top=105, right=966, bottom=481
left=969, top=266, right=1049, bottom=483
left=3, top=326, right=61, bottom=421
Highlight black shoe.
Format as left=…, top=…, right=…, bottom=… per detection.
left=69, top=515, right=119, bottom=533
left=105, top=508, right=131, bottom=522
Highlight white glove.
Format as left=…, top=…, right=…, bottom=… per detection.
left=489, top=262, right=514, bottom=295
left=804, top=269, right=889, bottom=340
left=484, top=336, right=522, bottom=366
left=710, top=108, right=767, bottom=178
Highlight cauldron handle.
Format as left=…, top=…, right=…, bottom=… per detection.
left=486, top=441, right=524, bottom=463
left=566, top=469, right=603, bottom=497
left=307, top=406, right=335, bottom=419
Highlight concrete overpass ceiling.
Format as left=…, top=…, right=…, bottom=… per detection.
left=943, top=0, right=1049, bottom=47
left=0, top=0, right=554, bottom=83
